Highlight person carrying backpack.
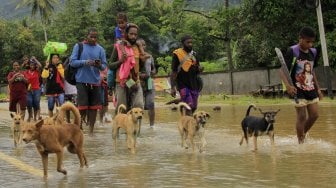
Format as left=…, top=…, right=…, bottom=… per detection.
left=279, top=26, right=323, bottom=144
left=70, top=27, right=107, bottom=136
left=41, top=54, right=65, bottom=117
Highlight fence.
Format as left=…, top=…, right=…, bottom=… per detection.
left=1, top=66, right=335, bottom=96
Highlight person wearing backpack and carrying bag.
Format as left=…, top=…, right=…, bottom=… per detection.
left=41, top=54, right=65, bottom=117
left=70, top=27, right=107, bottom=136
left=279, top=26, right=323, bottom=144
left=170, top=35, right=203, bottom=114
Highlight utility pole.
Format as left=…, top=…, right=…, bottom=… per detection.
left=225, top=0, right=234, bottom=94
left=316, top=0, right=333, bottom=98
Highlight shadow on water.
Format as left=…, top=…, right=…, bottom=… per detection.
left=0, top=103, right=336, bottom=187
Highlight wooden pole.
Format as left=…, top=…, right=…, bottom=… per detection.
left=316, top=0, right=333, bottom=99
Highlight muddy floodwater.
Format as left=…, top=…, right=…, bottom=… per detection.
left=0, top=102, right=336, bottom=187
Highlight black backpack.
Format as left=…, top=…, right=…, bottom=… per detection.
left=64, top=42, right=83, bottom=85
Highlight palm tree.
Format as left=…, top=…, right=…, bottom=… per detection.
left=16, top=0, right=60, bottom=42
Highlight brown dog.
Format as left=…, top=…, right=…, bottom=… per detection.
left=10, top=104, right=23, bottom=147
left=21, top=102, right=88, bottom=177
left=112, top=104, right=143, bottom=154
left=177, top=102, right=210, bottom=153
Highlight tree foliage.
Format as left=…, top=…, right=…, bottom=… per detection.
left=1, top=0, right=336, bottom=83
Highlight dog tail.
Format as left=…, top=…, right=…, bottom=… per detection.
left=117, top=104, right=127, bottom=114
left=165, top=98, right=182, bottom=105
left=245, top=104, right=257, bottom=117
left=59, top=102, right=81, bottom=126
left=178, top=102, right=191, bottom=116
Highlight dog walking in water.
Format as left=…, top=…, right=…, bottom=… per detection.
left=239, top=104, right=280, bottom=151
left=21, top=102, right=88, bottom=178
left=112, top=104, right=143, bottom=154
left=10, top=103, right=23, bottom=147
left=177, top=102, right=210, bottom=153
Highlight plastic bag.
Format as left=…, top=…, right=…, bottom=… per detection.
left=43, top=41, right=67, bottom=56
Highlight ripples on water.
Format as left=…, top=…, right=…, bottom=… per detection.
left=0, top=104, right=335, bottom=187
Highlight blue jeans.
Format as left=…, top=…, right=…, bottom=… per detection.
left=27, top=89, right=41, bottom=110
left=47, top=93, right=65, bottom=111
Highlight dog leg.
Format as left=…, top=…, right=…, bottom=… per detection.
left=239, top=135, right=244, bottom=145
left=199, top=134, right=207, bottom=153
left=77, top=150, right=86, bottom=168
left=40, top=152, right=49, bottom=177
left=56, top=151, right=67, bottom=175
left=188, top=134, right=195, bottom=152
left=183, top=131, right=189, bottom=149
left=112, top=126, right=119, bottom=152
left=83, top=153, right=88, bottom=167
left=126, top=126, right=133, bottom=152
left=13, top=131, right=18, bottom=147
left=178, top=125, right=188, bottom=149
left=127, top=133, right=135, bottom=154
left=18, top=130, right=23, bottom=145
left=252, top=135, right=258, bottom=151
left=269, top=131, right=275, bottom=146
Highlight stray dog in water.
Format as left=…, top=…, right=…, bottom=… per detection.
left=10, top=104, right=23, bottom=147
left=21, top=102, right=88, bottom=177
left=177, top=102, right=210, bottom=153
left=239, top=104, right=280, bottom=151
left=112, top=104, right=143, bottom=154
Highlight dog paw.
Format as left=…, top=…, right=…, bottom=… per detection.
left=57, top=169, right=67, bottom=175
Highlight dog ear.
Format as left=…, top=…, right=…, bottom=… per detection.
left=205, top=113, right=211, bottom=119
left=127, top=110, right=132, bottom=115
left=275, top=109, right=281, bottom=114
left=35, top=119, right=44, bottom=129
left=193, top=113, right=197, bottom=119
left=10, top=112, right=15, bottom=119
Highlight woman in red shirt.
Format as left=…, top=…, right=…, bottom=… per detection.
left=7, top=61, right=28, bottom=119
left=25, top=57, right=42, bottom=121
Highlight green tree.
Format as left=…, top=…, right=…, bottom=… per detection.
left=48, top=0, right=98, bottom=56
left=16, top=0, right=60, bottom=42
left=0, top=19, right=43, bottom=82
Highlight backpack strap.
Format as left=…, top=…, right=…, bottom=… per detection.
left=177, top=53, right=192, bottom=73
left=77, top=42, right=83, bottom=60
left=289, top=44, right=317, bottom=73
left=176, top=50, right=196, bottom=73
left=290, top=44, right=317, bottom=59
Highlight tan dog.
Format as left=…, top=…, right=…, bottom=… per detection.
left=10, top=104, right=23, bottom=147
left=112, top=104, right=143, bottom=154
left=177, top=102, right=210, bottom=153
left=21, top=102, right=88, bottom=177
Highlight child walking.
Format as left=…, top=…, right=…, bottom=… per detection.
left=279, top=26, right=323, bottom=144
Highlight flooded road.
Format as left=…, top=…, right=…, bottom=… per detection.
left=0, top=102, right=336, bottom=187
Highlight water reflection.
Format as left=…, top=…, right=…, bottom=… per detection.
left=0, top=104, right=335, bottom=187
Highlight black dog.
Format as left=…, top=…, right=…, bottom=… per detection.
left=239, top=104, right=280, bottom=151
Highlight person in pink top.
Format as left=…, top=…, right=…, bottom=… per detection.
left=25, top=57, right=42, bottom=122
